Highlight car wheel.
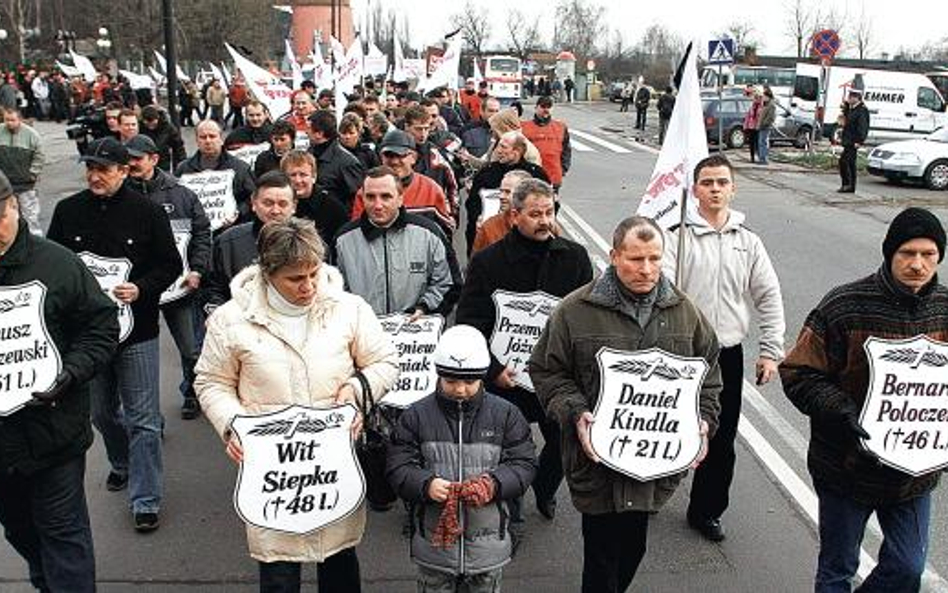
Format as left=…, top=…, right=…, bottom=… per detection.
left=924, top=160, right=948, bottom=190
left=794, top=127, right=811, bottom=149
left=727, top=127, right=745, bottom=149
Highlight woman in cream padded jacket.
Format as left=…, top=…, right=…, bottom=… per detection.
left=195, top=217, right=399, bottom=593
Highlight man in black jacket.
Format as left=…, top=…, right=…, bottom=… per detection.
left=466, top=131, right=549, bottom=254
left=838, top=88, right=870, bottom=193
left=307, top=110, right=365, bottom=211
left=203, top=171, right=297, bottom=314
left=47, top=137, right=182, bottom=533
left=140, top=105, right=186, bottom=173
left=457, top=178, right=592, bottom=527
left=126, top=134, right=211, bottom=420
left=175, top=120, right=256, bottom=225
left=0, top=171, right=118, bottom=593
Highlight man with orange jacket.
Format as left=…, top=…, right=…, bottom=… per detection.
left=521, top=95, right=571, bottom=192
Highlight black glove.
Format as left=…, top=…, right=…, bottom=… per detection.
left=840, top=407, right=871, bottom=440
left=28, top=370, right=74, bottom=408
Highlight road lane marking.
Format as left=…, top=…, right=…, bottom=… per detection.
left=571, top=139, right=595, bottom=152
left=571, top=129, right=632, bottom=153
left=556, top=204, right=948, bottom=590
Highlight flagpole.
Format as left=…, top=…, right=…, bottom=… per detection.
left=675, top=187, right=687, bottom=287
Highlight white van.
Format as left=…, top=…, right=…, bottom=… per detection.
left=791, top=63, right=948, bottom=143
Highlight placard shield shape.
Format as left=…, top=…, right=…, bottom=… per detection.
left=489, top=290, right=561, bottom=392
left=861, top=336, right=948, bottom=477
left=589, top=347, right=708, bottom=481
left=77, top=251, right=134, bottom=343
left=0, top=281, right=63, bottom=416
left=230, top=404, right=365, bottom=535
left=378, top=314, right=443, bottom=408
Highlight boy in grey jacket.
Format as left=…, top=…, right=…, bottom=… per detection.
left=387, top=325, right=536, bottom=592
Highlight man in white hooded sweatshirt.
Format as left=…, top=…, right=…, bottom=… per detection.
left=662, top=153, right=786, bottom=543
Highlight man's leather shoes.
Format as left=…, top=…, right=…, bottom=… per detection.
left=536, top=497, right=557, bottom=520
left=689, top=516, right=726, bottom=542
left=837, top=186, right=855, bottom=193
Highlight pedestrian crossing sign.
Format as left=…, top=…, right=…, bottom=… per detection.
left=707, top=39, right=735, bottom=65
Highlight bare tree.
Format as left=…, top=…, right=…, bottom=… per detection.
left=784, top=0, right=817, bottom=57
left=506, top=8, right=542, bottom=60
left=553, top=0, right=606, bottom=61
left=635, top=23, right=685, bottom=86
left=449, top=1, right=491, bottom=59
left=852, top=9, right=874, bottom=60
left=719, top=21, right=757, bottom=59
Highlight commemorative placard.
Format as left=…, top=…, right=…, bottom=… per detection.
left=378, top=314, right=443, bottom=408
left=589, top=347, right=709, bottom=481
left=490, top=290, right=560, bottom=392
left=179, top=170, right=238, bottom=231
left=228, top=142, right=270, bottom=168
left=159, top=230, right=192, bottom=306
left=77, top=252, right=134, bottom=343
left=230, top=404, right=365, bottom=535
left=0, top=281, right=63, bottom=416
left=861, top=335, right=948, bottom=476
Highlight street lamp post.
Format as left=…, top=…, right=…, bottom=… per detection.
left=96, top=27, right=112, bottom=59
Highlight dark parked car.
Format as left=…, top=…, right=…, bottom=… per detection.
left=702, top=96, right=816, bottom=149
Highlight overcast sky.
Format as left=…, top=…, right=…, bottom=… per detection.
left=351, top=0, right=946, bottom=60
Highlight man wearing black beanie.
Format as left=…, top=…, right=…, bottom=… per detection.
left=781, top=206, right=948, bottom=591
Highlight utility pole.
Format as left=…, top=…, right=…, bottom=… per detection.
left=162, top=0, right=179, bottom=127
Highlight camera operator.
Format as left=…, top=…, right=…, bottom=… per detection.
left=66, top=100, right=121, bottom=155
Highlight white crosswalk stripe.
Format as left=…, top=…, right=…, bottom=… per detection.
left=571, top=129, right=632, bottom=153
left=571, top=139, right=596, bottom=152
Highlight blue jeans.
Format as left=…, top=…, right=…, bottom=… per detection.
left=757, top=129, right=771, bottom=164
left=0, top=455, right=96, bottom=593
left=91, top=337, right=163, bottom=514
left=162, top=297, right=199, bottom=402
left=815, top=482, right=930, bottom=593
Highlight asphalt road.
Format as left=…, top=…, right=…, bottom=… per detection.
left=1, top=106, right=947, bottom=592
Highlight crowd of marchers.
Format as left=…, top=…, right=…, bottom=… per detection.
left=0, top=69, right=942, bottom=593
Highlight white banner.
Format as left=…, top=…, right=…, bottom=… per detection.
left=378, top=314, right=444, bottom=408
left=159, top=230, right=192, bottom=306
left=225, top=43, right=294, bottom=120
left=490, top=290, right=560, bottom=392
left=424, top=38, right=462, bottom=91
left=364, top=43, right=388, bottom=77
left=77, top=252, right=134, bottom=343
left=69, top=50, right=97, bottom=83
left=589, top=347, right=708, bottom=481
left=635, top=43, right=708, bottom=229
left=228, top=142, right=270, bottom=168
left=153, top=50, right=191, bottom=82
left=179, top=170, right=238, bottom=231
left=403, top=59, right=427, bottom=82
left=119, top=70, right=155, bottom=91
left=56, top=61, right=82, bottom=79
left=479, top=188, right=502, bottom=221
left=861, top=336, right=948, bottom=477
left=231, top=404, right=365, bottom=534
left=0, top=282, right=63, bottom=416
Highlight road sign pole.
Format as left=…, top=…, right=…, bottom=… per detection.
left=717, top=64, right=723, bottom=152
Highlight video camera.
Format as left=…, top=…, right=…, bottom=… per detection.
left=66, top=103, right=111, bottom=153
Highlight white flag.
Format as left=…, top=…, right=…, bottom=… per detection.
left=425, top=38, right=463, bottom=91
left=285, top=39, right=304, bottom=90
left=472, top=57, right=483, bottom=86
left=153, top=50, right=190, bottom=82
left=635, top=43, right=708, bottom=229
left=393, top=29, right=407, bottom=83
left=120, top=70, right=155, bottom=91
left=309, top=34, right=332, bottom=91
left=225, top=43, right=294, bottom=119
left=335, top=36, right=364, bottom=97
left=56, top=60, right=82, bottom=79
left=209, top=63, right=228, bottom=91
left=330, top=35, right=347, bottom=67
left=69, top=51, right=97, bottom=82
left=221, top=63, right=233, bottom=86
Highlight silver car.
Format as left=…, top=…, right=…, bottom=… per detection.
left=867, top=127, right=948, bottom=190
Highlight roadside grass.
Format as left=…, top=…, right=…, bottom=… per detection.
left=770, top=146, right=868, bottom=172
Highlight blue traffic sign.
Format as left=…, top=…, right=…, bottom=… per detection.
left=708, top=39, right=735, bottom=65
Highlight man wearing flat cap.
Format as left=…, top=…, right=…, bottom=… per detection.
left=781, top=207, right=948, bottom=591
left=47, top=136, right=181, bottom=533
left=0, top=170, right=118, bottom=592
left=349, top=129, right=455, bottom=237
left=126, top=134, right=211, bottom=420
left=838, top=88, right=870, bottom=193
